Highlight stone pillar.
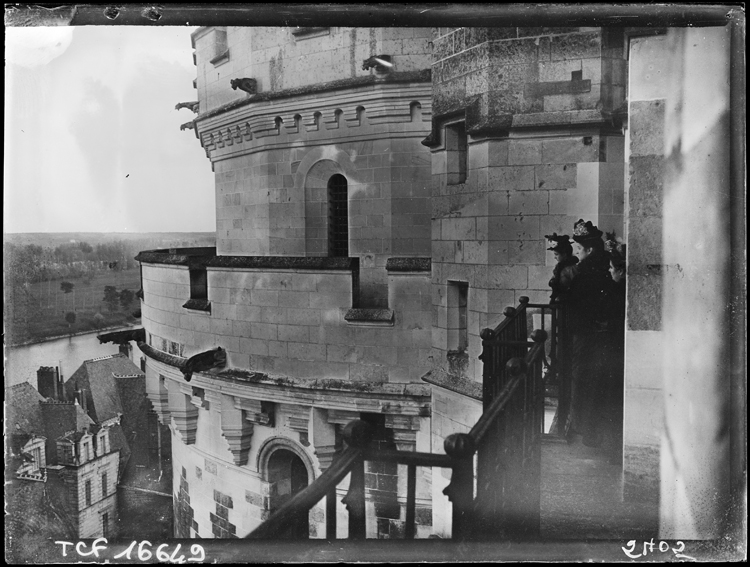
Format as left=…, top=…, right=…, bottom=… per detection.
left=622, top=32, right=669, bottom=503
left=659, top=25, right=732, bottom=540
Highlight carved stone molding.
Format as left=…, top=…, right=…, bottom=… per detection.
left=194, top=82, right=433, bottom=161
left=385, top=414, right=421, bottom=451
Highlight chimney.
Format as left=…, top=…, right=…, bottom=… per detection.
left=37, top=367, right=56, bottom=399
left=78, top=389, right=87, bottom=413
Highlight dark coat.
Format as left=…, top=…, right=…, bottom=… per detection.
left=549, top=256, right=579, bottom=302
left=565, top=249, right=612, bottom=335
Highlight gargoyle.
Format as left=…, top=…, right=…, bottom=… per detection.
left=175, top=101, right=200, bottom=113
left=97, top=328, right=146, bottom=345
left=230, top=78, right=257, bottom=95
left=180, top=122, right=195, bottom=131
left=362, top=55, right=393, bottom=72
left=181, top=347, right=227, bottom=382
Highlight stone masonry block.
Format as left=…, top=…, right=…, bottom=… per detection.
left=535, top=163, right=577, bottom=190
left=627, top=274, right=662, bottom=332
left=628, top=216, right=663, bottom=266
left=489, top=37, right=543, bottom=66
left=630, top=100, right=666, bottom=157
left=538, top=59, right=582, bottom=82
left=508, top=140, right=543, bottom=165
left=487, top=140, right=509, bottom=167
left=488, top=265, right=528, bottom=290
left=629, top=156, right=664, bottom=218
left=507, top=240, right=545, bottom=265
left=488, top=165, right=535, bottom=191
left=488, top=241, right=510, bottom=265
left=550, top=31, right=601, bottom=61
left=442, top=218, right=476, bottom=241
left=508, top=190, right=549, bottom=215
left=489, top=215, right=540, bottom=241
left=541, top=137, right=599, bottom=164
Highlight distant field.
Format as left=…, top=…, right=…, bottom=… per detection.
left=4, top=231, right=216, bottom=250
left=6, top=268, right=142, bottom=345
left=4, top=232, right=216, bottom=345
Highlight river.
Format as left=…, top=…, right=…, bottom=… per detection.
left=5, top=328, right=135, bottom=388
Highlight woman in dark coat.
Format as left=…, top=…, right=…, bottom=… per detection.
left=565, top=219, right=612, bottom=446
left=545, top=233, right=578, bottom=303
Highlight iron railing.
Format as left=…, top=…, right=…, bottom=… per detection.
left=248, top=298, right=552, bottom=540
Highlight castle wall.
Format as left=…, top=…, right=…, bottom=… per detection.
left=428, top=27, right=626, bottom=382
left=193, top=27, right=432, bottom=115
left=141, top=262, right=432, bottom=384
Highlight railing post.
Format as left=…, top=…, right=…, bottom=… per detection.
left=326, top=486, right=337, bottom=540
left=344, top=459, right=366, bottom=539
left=444, top=433, right=475, bottom=540
left=340, top=420, right=372, bottom=540
left=405, top=464, right=417, bottom=539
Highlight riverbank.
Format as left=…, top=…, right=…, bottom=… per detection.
left=8, top=321, right=140, bottom=349
left=6, top=267, right=142, bottom=346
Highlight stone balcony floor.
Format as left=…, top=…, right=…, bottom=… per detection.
left=540, top=434, right=659, bottom=541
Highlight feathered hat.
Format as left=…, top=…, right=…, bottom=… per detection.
left=605, top=231, right=627, bottom=267
left=572, top=219, right=604, bottom=244
left=544, top=233, right=573, bottom=254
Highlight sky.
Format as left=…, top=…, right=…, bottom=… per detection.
left=4, top=26, right=216, bottom=234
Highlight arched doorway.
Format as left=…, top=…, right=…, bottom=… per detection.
left=267, top=448, right=310, bottom=539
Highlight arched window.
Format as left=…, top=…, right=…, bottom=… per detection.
left=328, top=174, right=348, bottom=257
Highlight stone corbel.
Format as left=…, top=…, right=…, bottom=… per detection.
left=235, top=398, right=274, bottom=427
left=385, top=414, right=420, bottom=452
left=284, top=404, right=310, bottom=434
left=181, top=384, right=210, bottom=410
left=327, top=409, right=360, bottom=427
left=145, top=373, right=170, bottom=425
left=168, top=386, right=198, bottom=445
left=312, top=408, right=338, bottom=472
left=221, top=395, right=254, bottom=467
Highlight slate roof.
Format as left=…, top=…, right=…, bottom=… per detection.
left=65, top=353, right=144, bottom=424
left=64, top=354, right=149, bottom=481
left=5, top=383, right=46, bottom=436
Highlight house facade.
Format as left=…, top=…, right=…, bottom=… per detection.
left=6, top=382, right=120, bottom=544
left=136, top=24, right=743, bottom=542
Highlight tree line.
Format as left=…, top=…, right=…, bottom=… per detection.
left=5, top=240, right=139, bottom=285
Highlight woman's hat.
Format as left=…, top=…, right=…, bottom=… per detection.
left=544, top=233, right=573, bottom=253
left=572, top=219, right=603, bottom=243
left=605, top=231, right=627, bottom=267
